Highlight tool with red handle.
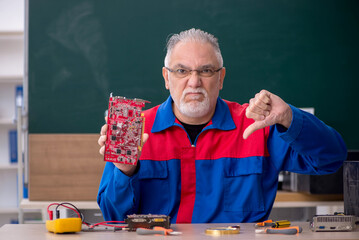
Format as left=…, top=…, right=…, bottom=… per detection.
left=136, top=227, right=182, bottom=235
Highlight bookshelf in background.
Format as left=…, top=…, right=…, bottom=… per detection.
left=0, top=0, right=25, bottom=227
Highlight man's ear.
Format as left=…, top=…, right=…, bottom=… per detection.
left=162, top=67, right=169, bottom=90
left=219, top=67, right=226, bottom=90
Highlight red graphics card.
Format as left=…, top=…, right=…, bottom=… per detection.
left=104, top=94, right=149, bottom=165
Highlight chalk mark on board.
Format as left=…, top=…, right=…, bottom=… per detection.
left=47, top=0, right=109, bottom=97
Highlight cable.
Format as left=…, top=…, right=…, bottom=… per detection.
left=47, top=202, right=82, bottom=221
left=55, top=202, right=82, bottom=219
left=91, top=221, right=126, bottom=227
left=47, top=203, right=60, bottom=220
left=47, top=202, right=126, bottom=229
left=91, top=222, right=127, bottom=229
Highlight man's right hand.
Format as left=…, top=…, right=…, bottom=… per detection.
left=98, top=119, right=149, bottom=176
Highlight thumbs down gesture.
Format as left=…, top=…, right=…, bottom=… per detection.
left=243, top=90, right=293, bottom=139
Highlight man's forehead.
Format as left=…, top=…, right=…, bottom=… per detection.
left=169, top=41, right=219, bottom=66
left=172, top=63, right=216, bottom=69
left=172, top=40, right=215, bottom=53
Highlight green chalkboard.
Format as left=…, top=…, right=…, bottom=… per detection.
left=29, top=0, right=359, bottom=149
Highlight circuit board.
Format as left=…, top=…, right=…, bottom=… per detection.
left=104, top=94, right=148, bottom=165
left=310, top=214, right=356, bottom=232
left=125, top=214, right=171, bottom=231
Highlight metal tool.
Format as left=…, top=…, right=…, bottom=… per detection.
left=255, top=219, right=291, bottom=228
left=136, top=227, right=182, bottom=235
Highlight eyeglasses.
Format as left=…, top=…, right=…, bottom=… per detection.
left=165, top=66, right=223, bottom=78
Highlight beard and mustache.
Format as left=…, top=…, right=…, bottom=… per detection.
left=173, top=87, right=211, bottom=118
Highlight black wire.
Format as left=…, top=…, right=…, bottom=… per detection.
left=55, top=202, right=85, bottom=222
left=53, top=202, right=127, bottom=229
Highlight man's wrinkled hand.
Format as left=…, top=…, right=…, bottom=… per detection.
left=243, top=90, right=292, bottom=139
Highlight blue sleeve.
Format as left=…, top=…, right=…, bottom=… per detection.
left=97, top=162, right=140, bottom=221
left=267, top=105, right=347, bottom=174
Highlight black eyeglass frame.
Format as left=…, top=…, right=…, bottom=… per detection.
left=165, top=66, right=223, bottom=78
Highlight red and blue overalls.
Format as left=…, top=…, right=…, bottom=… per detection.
left=97, top=96, right=347, bottom=223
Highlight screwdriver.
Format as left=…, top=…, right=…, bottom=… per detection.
left=136, top=227, right=182, bottom=235
left=255, top=219, right=291, bottom=228
left=255, top=226, right=303, bottom=235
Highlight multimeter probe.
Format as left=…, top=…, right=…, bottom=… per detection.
left=46, top=202, right=172, bottom=234
left=46, top=202, right=126, bottom=233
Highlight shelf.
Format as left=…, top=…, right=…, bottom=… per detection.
left=0, top=31, right=23, bottom=40
left=23, top=220, right=44, bottom=224
left=0, top=31, right=23, bottom=35
left=274, top=191, right=344, bottom=208
left=0, top=163, right=18, bottom=170
left=273, top=201, right=343, bottom=208
left=0, top=207, right=18, bottom=214
left=0, top=118, right=16, bottom=126
left=20, top=199, right=100, bottom=210
left=275, top=191, right=343, bottom=202
left=0, top=75, right=23, bottom=84
left=22, top=208, right=43, bottom=214
left=0, top=0, right=25, bottom=222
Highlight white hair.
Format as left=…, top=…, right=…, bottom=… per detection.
left=164, top=28, right=223, bottom=67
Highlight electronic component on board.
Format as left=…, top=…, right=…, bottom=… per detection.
left=310, top=214, right=356, bottom=232
left=125, top=214, right=171, bottom=231
left=104, top=94, right=149, bottom=165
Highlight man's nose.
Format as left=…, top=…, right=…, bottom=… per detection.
left=187, top=71, right=202, bottom=88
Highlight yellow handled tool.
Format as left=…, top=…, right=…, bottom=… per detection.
left=255, top=219, right=291, bottom=228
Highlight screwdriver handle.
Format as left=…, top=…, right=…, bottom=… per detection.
left=266, top=226, right=303, bottom=235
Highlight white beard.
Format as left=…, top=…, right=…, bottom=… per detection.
left=175, top=88, right=211, bottom=118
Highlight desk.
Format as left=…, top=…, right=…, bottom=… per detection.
left=0, top=223, right=358, bottom=240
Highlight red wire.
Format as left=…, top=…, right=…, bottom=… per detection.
left=96, top=220, right=125, bottom=224
left=47, top=203, right=59, bottom=213
left=93, top=223, right=127, bottom=228
left=47, top=203, right=81, bottom=219
left=47, top=203, right=126, bottom=229
left=82, top=222, right=91, bottom=227
left=47, top=203, right=60, bottom=220
left=92, top=221, right=125, bottom=227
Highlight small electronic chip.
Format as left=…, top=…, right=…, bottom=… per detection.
left=104, top=94, right=149, bottom=165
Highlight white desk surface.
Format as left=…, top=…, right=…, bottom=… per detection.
left=1, top=222, right=358, bottom=240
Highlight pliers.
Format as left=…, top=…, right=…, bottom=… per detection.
left=136, top=227, right=182, bottom=235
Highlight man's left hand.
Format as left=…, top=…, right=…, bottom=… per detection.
left=243, top=90, right=292, bottom=139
